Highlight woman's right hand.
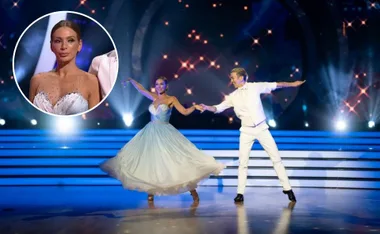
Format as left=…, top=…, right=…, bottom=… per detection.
left=122, top=78, right=134, bottom=87
left=193, top=104, right=204, bottom=112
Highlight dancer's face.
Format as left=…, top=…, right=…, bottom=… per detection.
left=51, top=27, right=82, bottom=63
left=229, top=72, right=245, bottom=88
left=155, top=79, right=167, bottom=94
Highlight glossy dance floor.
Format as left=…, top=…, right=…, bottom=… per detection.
left=0, top=186, right=379, bottom=234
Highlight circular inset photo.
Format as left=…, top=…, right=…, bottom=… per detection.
left=12, top=11, right=119, bottom=117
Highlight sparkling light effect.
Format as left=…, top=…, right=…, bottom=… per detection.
left=268, top=119, right=276, bottom=128
left=186, top=88, right=192, bottom=95
left=228, top=117, right=233, bottom=124
left=335, top=120, right=347, bottom=131
left=56, top=118, right=75, bottom=134
left=123, top=113, right=134, bottom=127
left=368, top=121, right=375, bottom=128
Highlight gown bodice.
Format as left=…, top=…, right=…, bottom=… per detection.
left=33, top=91, right=88, bottom=115
left=148, top=103, right=172, bottom=123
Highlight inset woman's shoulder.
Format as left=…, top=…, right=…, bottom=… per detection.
left=80, top=71, right=99, bottom=85
left=85, top=71, right=98, bottom=81
left=32, top=72, right=55, bottom=82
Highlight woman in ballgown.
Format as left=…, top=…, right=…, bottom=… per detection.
left=100, top=76, right=225, bottom=202
left=29, top=20, right=100, bottom=116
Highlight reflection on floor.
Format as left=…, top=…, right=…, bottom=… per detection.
left=1, top=186, right=380, bottom=234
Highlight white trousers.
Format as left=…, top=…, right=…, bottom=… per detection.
left=237, top=124, right=292, bottom=194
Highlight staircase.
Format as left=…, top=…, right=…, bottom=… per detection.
left=0, top=129, right=379, bottom=189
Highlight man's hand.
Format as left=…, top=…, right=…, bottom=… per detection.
left=198, top=103, right=218, bottom=113
left=200, top=103, right=213, bottom=113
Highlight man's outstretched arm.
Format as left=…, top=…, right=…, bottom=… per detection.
left=276, top=80, right=306, bottom=89
left=200, top=96, right=233, bottom=113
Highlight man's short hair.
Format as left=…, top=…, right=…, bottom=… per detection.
left=231, top=67, right=248, bottom=81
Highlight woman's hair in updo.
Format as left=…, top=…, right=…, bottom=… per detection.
left=155, top=76, right=168, bottom=85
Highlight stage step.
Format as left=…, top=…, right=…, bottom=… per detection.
left=1, top=168, right=380, bottom=179
left=0, top=178, right=379, bottom=189
left=1, top=158, right=380, bottom=168
left=0, top=130, right=379, bottom=189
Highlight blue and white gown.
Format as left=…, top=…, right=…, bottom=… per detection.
left=100, top=103, right=225, bottom=195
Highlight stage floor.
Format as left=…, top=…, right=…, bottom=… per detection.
left=0, top=187, right=379, bottom=234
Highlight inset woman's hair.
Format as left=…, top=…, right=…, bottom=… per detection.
left=50, top=20, right=82, bottom=41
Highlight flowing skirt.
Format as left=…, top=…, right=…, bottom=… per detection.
left=100, top=121, right=225, bottom=195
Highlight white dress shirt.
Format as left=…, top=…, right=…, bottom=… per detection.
left=88, top=50, right=118, bottom=98
left=213, top=82, right=277, bottom=127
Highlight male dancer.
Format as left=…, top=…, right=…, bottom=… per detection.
left=200, top=67, right=305, bottom=202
